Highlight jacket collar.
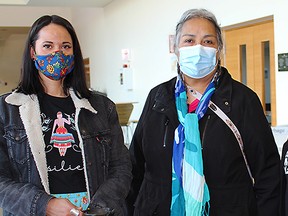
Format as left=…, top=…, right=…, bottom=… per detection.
left=152, top=67, right=233, bottom=118
left=212, top=67, right=233, bottom=114
left=5, top=90, right=97, bottom=114
left=5, top=89, right=97, bottom=194
left=153, top=77, right=176, bottom=111
left=152, top=77, right=179, bottom=127
left=69, top=89, right=97, bottom=114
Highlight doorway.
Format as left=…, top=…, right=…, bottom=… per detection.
left=83, top=57, right=90, bottom=88
left=0, top=27, right=29, bottom=94
left=223, top=17, right=276, bottom=126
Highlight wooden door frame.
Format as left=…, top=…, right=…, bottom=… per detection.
left=222, top=16, right=277, bottom=126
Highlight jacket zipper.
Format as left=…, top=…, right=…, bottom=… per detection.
left=201, top=115, right=211, bottom=148
left=163, top=119, right=170, bottom=147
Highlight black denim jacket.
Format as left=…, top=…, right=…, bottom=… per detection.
left=0, top=90, right=132, bottom=216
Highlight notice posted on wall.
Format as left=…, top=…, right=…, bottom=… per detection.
left=278, top=53, right=288, bottom=71
left=271, top=125, right=288, bottom=154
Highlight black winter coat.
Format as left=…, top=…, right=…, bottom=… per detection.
left=281, top=139, right=288, bottom=216
left=126, top=67, right=280, bottom=216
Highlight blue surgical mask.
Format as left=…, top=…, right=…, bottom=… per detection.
left=178, top=44, right=217, bottom=79
left=34, top=51, right=74, bottom=80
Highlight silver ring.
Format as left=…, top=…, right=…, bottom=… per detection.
left=70, top=208, right=80, bottom=216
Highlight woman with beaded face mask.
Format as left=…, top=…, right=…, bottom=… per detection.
left=126, top=8, right=280, bottom=216
left=0, top=15, right=132, bottom=216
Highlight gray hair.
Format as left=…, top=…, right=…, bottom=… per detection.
left=173, top=8, right=223, bottom=55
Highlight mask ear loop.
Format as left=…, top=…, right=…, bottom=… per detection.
left=214, top=59, right=222, bottom=87
left=213, top=46, right=222, bottom=79
left=33, top=51, right=37, bottom=61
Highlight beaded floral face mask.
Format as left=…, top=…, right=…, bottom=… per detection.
left=34, top=51, right=74, bottom=80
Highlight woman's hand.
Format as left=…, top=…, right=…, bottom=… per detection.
left=46, top=198, right=84, bottom=216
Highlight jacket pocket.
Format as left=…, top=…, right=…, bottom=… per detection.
left=4, top=125, right=30, bottom=165
left=209, top=183, right=257, bottom=216
left=82, top=128, right=112, bottom=149
left=82, top=129, right=112, bottom=178
left=134, top=178, right=170, bottom=216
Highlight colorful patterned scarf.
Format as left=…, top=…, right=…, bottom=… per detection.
left=170, top=74, right=216, bottom=216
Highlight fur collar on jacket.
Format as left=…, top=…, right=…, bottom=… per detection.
left=5, top=89, right=97, bottom=194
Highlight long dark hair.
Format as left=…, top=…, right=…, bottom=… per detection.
left=16, top=15, right=91, bottom=98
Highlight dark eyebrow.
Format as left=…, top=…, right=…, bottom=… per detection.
left=203, top=34, right=217, bottom=38
left=42, top=41, right=53, bottom=44
left=41, top=41, right=72, bottom=45
left=181, top=34, right=216, bottom=38
left=182, top=34, right=195, bottom=37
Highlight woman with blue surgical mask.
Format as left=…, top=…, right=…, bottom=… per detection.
left=0, top=15, right=132, bottom=216
left=126, top=8, right=280, bottom=216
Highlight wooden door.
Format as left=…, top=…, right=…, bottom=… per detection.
left=83, top=58, right=90, bottom=88
left=224, top=20, right=276, bottom=126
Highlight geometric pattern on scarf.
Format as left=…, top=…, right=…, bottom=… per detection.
left=170, top=74, right=216, bottom=216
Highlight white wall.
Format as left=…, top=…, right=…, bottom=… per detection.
left=273, top=4, right=288, bottom=126
left=0, top=6, right=72, bottom=26
left=0, top=1, right=286, bottom=128
left=71, top=0, right=288, bottom=125
left=1, top=1, right=287, bottom=124
left=70, top=7, right=106, bottom=93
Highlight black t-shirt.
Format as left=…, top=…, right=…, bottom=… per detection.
left=39, top=93, right=86, bottom=194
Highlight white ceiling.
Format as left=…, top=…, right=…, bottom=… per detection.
left=0, top=0, right=114, bottom=7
